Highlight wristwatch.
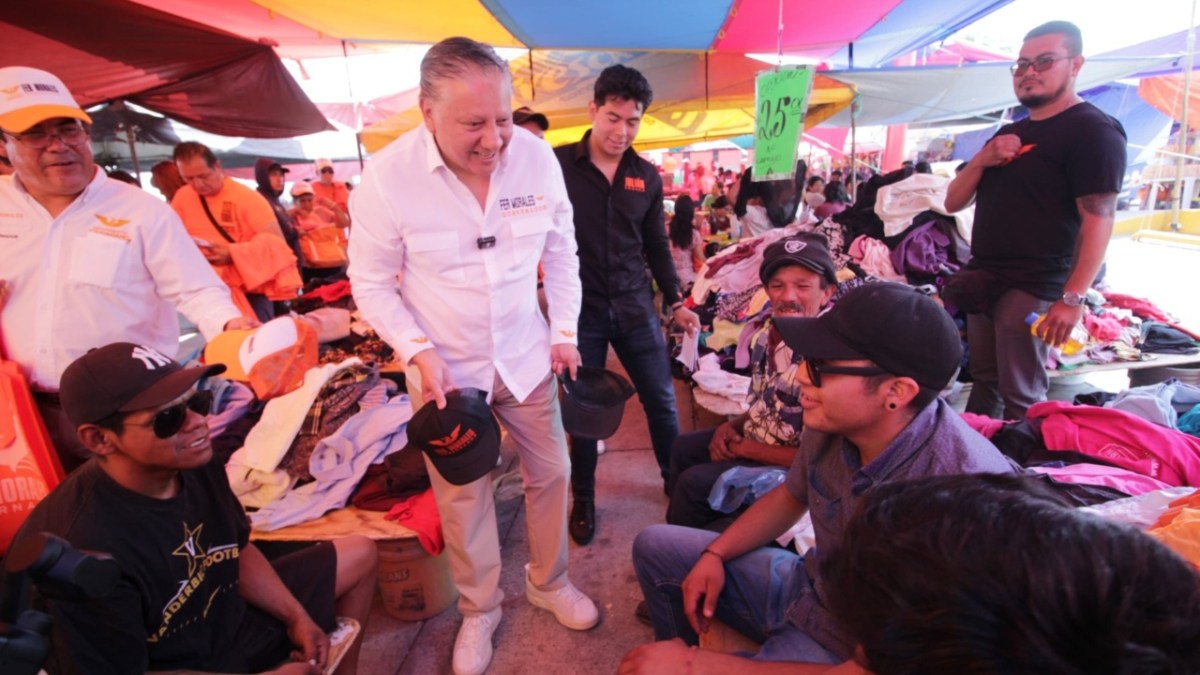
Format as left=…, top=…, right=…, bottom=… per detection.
left=1061, top=291, right=1085, bottom=308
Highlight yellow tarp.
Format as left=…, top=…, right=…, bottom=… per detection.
left=360, top=50, right=853, bottom=153
left=251, top=0, right=523, bottom=46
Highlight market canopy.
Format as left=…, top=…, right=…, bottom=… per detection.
left=361, top=50, right=854, bottom=152
left=0, top=0, right=332, bottom=137
left=168, top=0, right=1011, bottom=68
left=820, top=56, right=1178, bottom=127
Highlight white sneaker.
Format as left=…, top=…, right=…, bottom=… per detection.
left=524, top=564, right=599, bottom=630
left=452, top=606, right=502, bottom=675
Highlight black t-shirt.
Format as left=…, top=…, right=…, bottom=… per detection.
left=971, top=102, right=1126, bottom=299
left=12, top=459, right=251, bottom=674
left=554, top=131, right=681, bottom=330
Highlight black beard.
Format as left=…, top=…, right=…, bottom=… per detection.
left=1017, top=78, right=1071, bottom=110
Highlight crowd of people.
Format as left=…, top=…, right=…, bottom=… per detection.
left=0, top=18, right=1198, bottom=675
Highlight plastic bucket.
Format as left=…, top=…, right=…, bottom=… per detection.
left=376, top=538, right=458, bottom=621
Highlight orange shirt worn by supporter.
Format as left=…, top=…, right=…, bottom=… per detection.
left=312, top=181, right=350, bottom=214
left=172, top=179, right=301, bottom=317
left=290, top=205, right=341, bottom=234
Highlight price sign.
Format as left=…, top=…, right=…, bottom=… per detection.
left=753, top=66, right=814, bottom=181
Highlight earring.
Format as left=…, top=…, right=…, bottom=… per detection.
left=887, top=402, right=897, bottom=410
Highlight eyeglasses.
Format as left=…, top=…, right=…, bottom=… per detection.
left=319, top=167, right=334, bottom=174
left=124, top=391, right=213, bottom=439
left=1010, top=55, right=1071, bottom=76
left=4, top=121, right=91, bottom=149
left=801, top=357, right=887, bottom=388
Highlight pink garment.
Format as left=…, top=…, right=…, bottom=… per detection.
left=1028, top=400, right=1200, bottom=486
left=959, top=412, right=1007, bottom=439
left=847, top=235, right=905, bottom=282
left=1031, top=464, right=1173, bottom=497
left=1084, top=313, right=1126, bottom=343
left=1104, top=292, right=1200, bottom=340
left=384, top=488, right=444, bottom=555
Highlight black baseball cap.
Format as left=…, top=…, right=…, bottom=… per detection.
left=60, top=343, right=226, bottom=426
left=513, top=106, right=549, bottom=131
left=759, top=233, right=838, bottom=286
left=774, top=283, right=962, bottom=390
left=407, top=388, right=501, bottom=486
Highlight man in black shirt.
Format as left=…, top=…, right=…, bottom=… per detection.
left=10, top=343, right=377, bottom=674
left=554, top=65, right=700, bottom=545
left=945, top=20, right=1126, bottom=420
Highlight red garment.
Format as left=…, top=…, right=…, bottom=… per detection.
left=384, top=488, right=444, bottom=555
left=1104, top=292, right=1200, bottom=340
left=702, top=243, right=756, bottom=278
left=300, top=279, right=353, bottom=303
left=1028, top=400, right=1200, bottom=486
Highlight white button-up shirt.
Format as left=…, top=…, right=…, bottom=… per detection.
left=349, top=125, right=581, bottom=402
left=0, top=169, right=241, bottom=390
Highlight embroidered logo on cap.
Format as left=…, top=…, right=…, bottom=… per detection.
left=784, top=240, right=807, bottom=254
left=130, top=345, right=172, bottom=370
left=428, top=424, right=479, bottom=455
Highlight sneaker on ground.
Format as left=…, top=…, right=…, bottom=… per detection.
left=524, top=563, right=599, bottom=630
left=452, top=606, right=502, bottom=675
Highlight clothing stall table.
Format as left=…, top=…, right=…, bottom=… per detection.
left=1048, top=352, right=1200, bottom=381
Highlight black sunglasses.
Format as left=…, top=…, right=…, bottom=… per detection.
left=124, top=390, right=213, bottom=439
left=802, top=357, right=887, bottom=388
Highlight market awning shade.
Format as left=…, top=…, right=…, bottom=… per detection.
left=237, top=0, right=1013, bottom=67
left=1139, top=74, right=1200, bottom=130
left=822, top=56, right=1178, bottom=127
left=0, top=0, right=332, bottom=138
left=360, top=50, right=853, bottom=153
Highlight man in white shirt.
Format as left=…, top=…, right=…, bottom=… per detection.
left=348, top=37, right=598, bottom=675
left=0, top=66, right=246, bottom=472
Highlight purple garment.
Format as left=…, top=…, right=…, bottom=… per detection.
left=890, top=219, right=960, bottom=278
left=783, top=398, right=1017, bottom=657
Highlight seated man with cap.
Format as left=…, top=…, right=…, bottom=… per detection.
left=9, top=343, right=377, bottom=675
left=665, top=233, right=836, bottom=530
left=623, top=283, right=1016, bottom=671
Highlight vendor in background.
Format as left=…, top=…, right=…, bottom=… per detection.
left=291, top=181, right=350, bottom=233
left=813, top=181, right=851, bottom=220
left=312, top=158, right=351, bottom=216
left=707, top=195, right=738, bottom=239
left=668, top=195, right=705, bottom=294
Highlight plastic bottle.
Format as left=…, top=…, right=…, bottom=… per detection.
left=1025, top=312, right=1089, bottom=355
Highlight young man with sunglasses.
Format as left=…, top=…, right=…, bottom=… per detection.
left=10, top=342, right=377, bottom=675
left=624, top=283, right=1015, bottom=672
left=945, top=21, right=1126, bottom=421
left=0, top=66, right=248, bottom=474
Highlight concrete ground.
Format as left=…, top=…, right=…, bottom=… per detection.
left=356, top=352, right=726, bottom=675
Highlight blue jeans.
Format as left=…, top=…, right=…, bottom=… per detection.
left=571, top=309, right=679, bottom=498
left=632, top=524, right=840, bottom=664
left=965, top=288, right=1053, bottom=420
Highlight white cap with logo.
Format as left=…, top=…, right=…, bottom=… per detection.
left=0, top=66, right=92, bottom=133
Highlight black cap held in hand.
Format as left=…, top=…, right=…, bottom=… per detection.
left=407, top=388, right=501, bottom=486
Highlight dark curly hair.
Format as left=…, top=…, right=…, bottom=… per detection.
left=823, top=474, right=1200, bottom=675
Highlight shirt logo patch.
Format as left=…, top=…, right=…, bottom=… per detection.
left=411, top=337, right=429, bottom=344
left=624, top=176, right=646, bottom=192
left=95, top=214, right=130, bottom=228
left=559, top=330, right=576, bottom=338
left=499, top=194, right=549, bottom=218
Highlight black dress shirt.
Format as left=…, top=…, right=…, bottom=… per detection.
left=554, top=130, right=682, bottom=330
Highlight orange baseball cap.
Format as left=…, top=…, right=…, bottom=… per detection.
left=204, top=317, right=318, bottom=400
left=0, top=66, right=92, bottom=133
